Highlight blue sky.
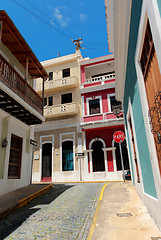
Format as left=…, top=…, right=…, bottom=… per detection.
left=1, top=0, right=109, bottom=61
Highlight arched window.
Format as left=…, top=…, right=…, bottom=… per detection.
left=62, top=141, right=73, bottom=171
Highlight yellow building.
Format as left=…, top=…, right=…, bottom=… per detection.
left=32, top=51, right=84, bottom=182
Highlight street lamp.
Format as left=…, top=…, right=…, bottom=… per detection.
left=112, top=101, right=125, bottom=181
left=112, top=100, right=122, bottom=118
left=112, top=105, right=122, bottom=117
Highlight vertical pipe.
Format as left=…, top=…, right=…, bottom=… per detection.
left=25, top=56, right=29, bottom=81
left=42, top=77, right=45, bottom=115
left=0, top=20, right=3, bottom=42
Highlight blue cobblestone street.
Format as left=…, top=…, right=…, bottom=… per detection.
left=0, top=183, right=104, bottom=240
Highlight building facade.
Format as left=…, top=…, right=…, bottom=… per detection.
left=106, top=0, right=161, bottom=230
left=0, top=11, right=47, bottom=196
left=80, top=55, right=129, bottom=181
left=32, top=51, right=83, bottom=182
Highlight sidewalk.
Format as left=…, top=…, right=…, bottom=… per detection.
left=89, top=182, right=161, bottom=240
left=0, top=183, right=53, bottom=219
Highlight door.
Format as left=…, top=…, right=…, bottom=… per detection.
left=42, top=143, right=52, bottom=179
left=114, top=140, right=129, bottom=171
left=92, top=140, right=105, bottom=172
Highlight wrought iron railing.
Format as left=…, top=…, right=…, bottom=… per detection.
left=0, top=54, right=43, bottom=115
left=148, top=91, right=161, bottom=144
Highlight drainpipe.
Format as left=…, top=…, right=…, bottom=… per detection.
left=42, top=77, right=45, bottom=115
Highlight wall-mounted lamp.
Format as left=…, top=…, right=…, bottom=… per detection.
left=113, top=105, right=122, bottom=117
left=2, top=138, right=8, bottom=148
left=112, top=100, right=122, bottom=118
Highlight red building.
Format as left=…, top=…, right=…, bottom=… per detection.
left=80, top=54, right=129, bottom=181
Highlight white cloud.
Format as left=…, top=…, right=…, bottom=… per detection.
left=53, top=7, right=68, bottom=28
left=80, top=13, right=88, bottom=22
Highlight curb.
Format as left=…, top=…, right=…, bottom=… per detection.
left=87, top=183, right=109, bottom=240
left=0, top=184, right=53, bottom=220
left=48, top=180, right=124, bottom=184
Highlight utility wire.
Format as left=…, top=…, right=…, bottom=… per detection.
left=12, top=0, right=73, bottom=40
left=84, top=43, right=107, bottom=45
left=12, top=0, right=108, bottom=52
left=24, top=0, right=78, bottom=39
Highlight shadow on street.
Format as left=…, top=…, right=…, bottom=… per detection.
left=0, top=183, right=74, bottom=240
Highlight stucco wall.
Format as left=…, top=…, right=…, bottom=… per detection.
left=157, top=0, right=161, bottom=15
left=85, top=125, right=125, bottom=172
left=32, top=126, right=79, bottom=182
left=123, top=0, right=157, bottom=198
left=0, top=109, right=33, bottom=196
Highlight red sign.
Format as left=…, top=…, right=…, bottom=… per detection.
left=113, top=131, right=125, bottom=143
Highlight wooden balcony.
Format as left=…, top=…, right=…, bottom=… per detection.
left=36, top=76, right=78, bottom=93
left=44, top=102, right=79, bottom=119
left=0, top=54, right=43, bottom=125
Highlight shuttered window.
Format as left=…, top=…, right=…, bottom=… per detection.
left=8, top=134, right=23, bottom=179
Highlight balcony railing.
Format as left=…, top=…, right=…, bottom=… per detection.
left=81, top=111, right=123, bottom=124
left=44, top=102, right=79, bottom=118
left=36, top=76, right=78, bottom=92
left=0, top=54, right=43, bottom=115
left=82, top=73, right=115, bottom=88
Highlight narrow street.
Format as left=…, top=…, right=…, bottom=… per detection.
left=0, top=183, right=104, bottom=240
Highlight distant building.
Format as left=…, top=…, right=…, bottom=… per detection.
left=32, top=51, right=83, bottom=182
left=106, top=0, right=161, bottom=230
left=32, top=51, right=130, bottom=183
left=80, top=55, right=129, bottom=181
left=0, top=10, right=47, bottom=196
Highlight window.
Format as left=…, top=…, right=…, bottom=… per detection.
left=62, top=141, right=74, bottom=171
left=8, top=134, right=23, bottom=179
left=44, top=97, right=47, bottom=106
left=109, top=96, right=122, bottom=112
left=89, top=98, right=100, bottom=115
left=49, top=72, right=53, bottom=81
left=61, top=93, right=72, bottom=104
left=48, top=96, right=53, bottom=106
left=44, top=97, right=53, bottom=106
left=140, top=21, right=153, bottom=79
left=62, top=68, right=70, bottom=78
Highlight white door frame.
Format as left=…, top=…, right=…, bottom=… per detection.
left=40, top=135, right=54, bottom=181
left=89, top=137, right=108, bottom=173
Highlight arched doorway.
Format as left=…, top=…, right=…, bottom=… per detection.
left=92, top=140, right=105, bottom=172
left=42, top=143, right=52, bottom=179
left=62, top=141, right=74, bottom=171
left=114, top=140, right=129, bottom=171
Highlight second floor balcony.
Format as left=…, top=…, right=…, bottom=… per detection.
left=0, top=54, right=44, bottom=125
left=44, top=102, right=79, bottom=119
left=36, top=76, right=79, bottom=93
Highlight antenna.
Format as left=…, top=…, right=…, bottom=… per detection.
left=71, top=38, right=83, bottom=50
left=57, top=52, right=61, bottom=57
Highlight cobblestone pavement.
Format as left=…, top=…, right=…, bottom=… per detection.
left=0, top=183, right=104, bottom=240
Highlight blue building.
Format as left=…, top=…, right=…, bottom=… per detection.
left=105, top=0, right=161, bottom=230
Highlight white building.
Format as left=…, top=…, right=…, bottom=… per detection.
left=0, top=10, right=47, bottom=196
